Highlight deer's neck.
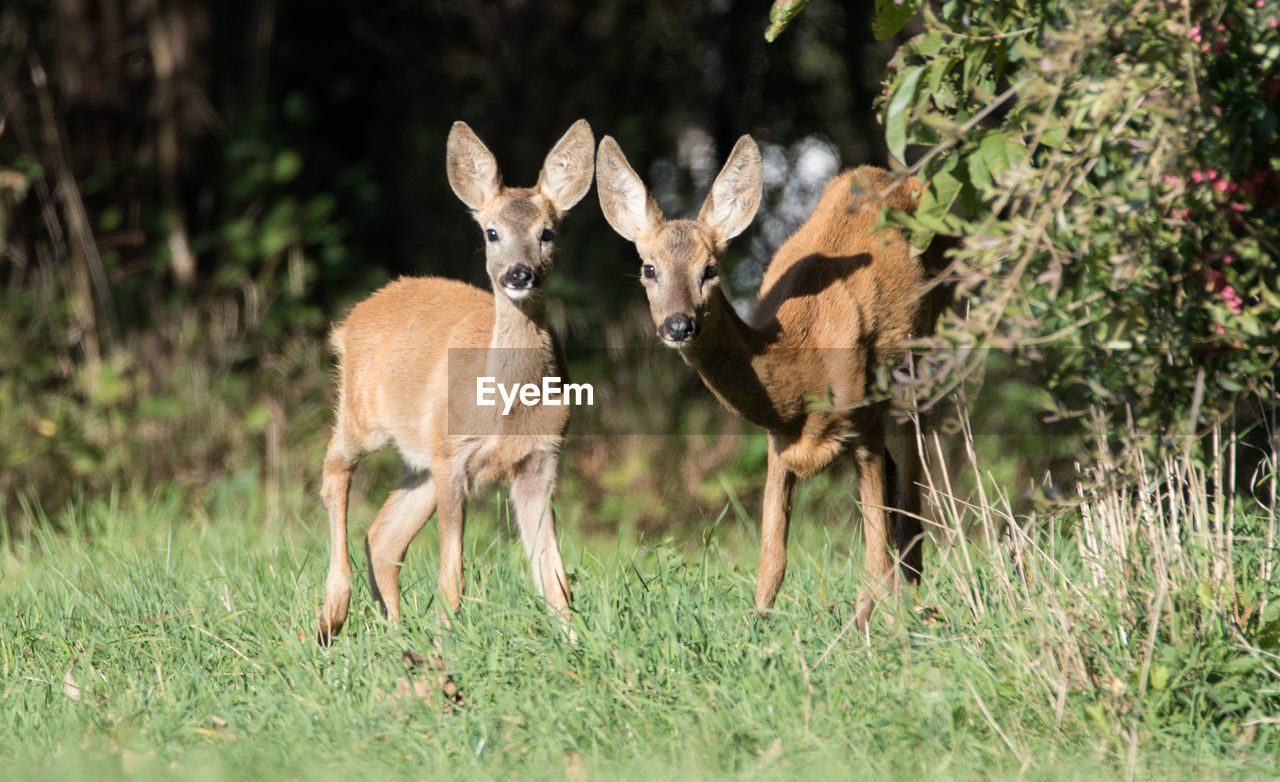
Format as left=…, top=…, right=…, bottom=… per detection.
left=679, top=289, right=799, bottom=433
left=489, top=293, right=556, bottom=380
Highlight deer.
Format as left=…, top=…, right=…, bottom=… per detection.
left=596, top=134, right=942, bottom=629
left=317, top=119, right=595, bottom=645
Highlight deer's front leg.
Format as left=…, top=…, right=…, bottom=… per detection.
left=854, top=441, right=894, bottom=629
left=435, top=475, right=467, bottom=621
left=755, top=439, right=797, bottom=614
left=510, top=451, right=571, bottom=617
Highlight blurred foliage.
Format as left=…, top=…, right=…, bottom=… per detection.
left=875, top=0, right=1279, bottom=448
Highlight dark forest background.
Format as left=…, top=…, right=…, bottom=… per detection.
left=1, top=1, right=937, bottom=527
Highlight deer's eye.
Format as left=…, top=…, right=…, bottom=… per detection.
left=703, top=265, right=718, bottom=282
left=486, top=229, right=499, bottom=242
left=642, top=264, right=656, bottom=280
left=540, top=228, right=555, bottom=243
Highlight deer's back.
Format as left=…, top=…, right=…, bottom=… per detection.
left=755, top=167, right=923, bottom=358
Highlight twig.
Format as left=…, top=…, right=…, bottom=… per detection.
left=967, top=679, right=1028, bottom=765
left=192, top=625, right=265, bottom=672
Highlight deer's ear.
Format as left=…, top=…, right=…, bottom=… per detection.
left=446, top=121, right=503, bottom=210
left=698, top=135, right=762, bottom=250
left=538, top=119, right=595, bottom=213
left=596, top=136, right=663, bottom=242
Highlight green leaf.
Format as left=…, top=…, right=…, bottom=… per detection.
left=885, top=65, right=925, bottom=166
left=926, top=58, right=953, bottom=101
left=978, top=132, right=1026, bottom=180
left=963, top=43, right=991, bottom=92
left=873, top=0, right=921, bottom=41
left=966, top=148, right=992, bottom=192
left=764, top=0, right=810, bottom=42
left=273, top=149, right=303, bottom=183
left=1149, top=664, right=1169, bottom=692
left=1039, top=124, right=1069, bottom=151
left=1263, top=600, right=1280, bottom=626
left=917, top=153, right=963, bottom=230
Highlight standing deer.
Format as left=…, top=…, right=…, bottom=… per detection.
left=596, top=134, right=937, bottom=628
left=317, top=120, right=594, bottom=645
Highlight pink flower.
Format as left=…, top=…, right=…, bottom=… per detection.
left=1214, top=40, right=1228, bottom=51
left=1221, top=286, right=1244, bottom=314
left=1258, top=0, right=1265, bottom=7
left=1202, top=43, right=1211, bottom=52
left=1206, top=169, right=1219, bottom=181
left=1216, top=24, right=1226, bottom=32
left=1190, top=25, right=1202, bottom=42
left=1223, top=254, right=1235, bottom=265
left=1232, top=202, right=1249, bottom=212
left=1216, top=324, right=1226, bottom=335
left=1214, top=179, right=1230, bottom=192
left=1192, top=170, right=1204, bottom=183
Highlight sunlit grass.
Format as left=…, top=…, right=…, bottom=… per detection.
left=1, top=430, right=1277, bottom=781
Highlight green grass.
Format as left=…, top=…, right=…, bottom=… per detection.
left=2, top=442, right=1278, bottom=781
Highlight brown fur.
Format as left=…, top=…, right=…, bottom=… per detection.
left=317, top=120, right=594, bottom=644
left=598, top=136, right=938, bottom=628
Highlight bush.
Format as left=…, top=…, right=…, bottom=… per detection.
left=873, top=0, right=1279, bottom=443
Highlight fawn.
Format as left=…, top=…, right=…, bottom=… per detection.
left=597, top=134, right=941, bottom=628
left=317, top=120, right=594, bottom=644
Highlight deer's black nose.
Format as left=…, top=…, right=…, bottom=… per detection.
left=659, top=313, right=698, bottom=343
left=502, top=265, right=537, bottom=289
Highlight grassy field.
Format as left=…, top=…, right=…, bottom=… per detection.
left=2, top=436, right=1278, bottom=781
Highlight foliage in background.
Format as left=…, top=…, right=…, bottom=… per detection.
left=875, top=0, right=1279, bottom=443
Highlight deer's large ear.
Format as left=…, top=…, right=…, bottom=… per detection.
left=697, top=135, right=762, bottom=250
left=447, top=121, right=503, bottom=210
left=596, top=136, right=663, bottom=242
left=538, top=119, right=595, bottom=213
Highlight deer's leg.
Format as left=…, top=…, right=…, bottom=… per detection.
left=365, top=470, right=437, bottom=623
left=886, top=431, right=924, bottom=586
left=510, top=451, right=572, bottom=619
left=755, top=440, right=797, bottom=614
left=854, top=441, right=895, bottom=630
left=318, top=440, right=358, bottom=645
left=435, top=474, right=467, bottom=621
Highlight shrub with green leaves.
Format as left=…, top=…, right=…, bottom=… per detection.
left=873, top=0, right=1278, bottom=439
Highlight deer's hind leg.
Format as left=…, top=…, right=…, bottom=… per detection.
left=853, top=438, right=894, bottom=630
left=366, top=469, right=437, bottom=624
left=886, top=431, right=924, bottom=586
left=318, top=437, right=359, bottom=646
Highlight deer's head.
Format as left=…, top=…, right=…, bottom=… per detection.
left=596, top=134, right=762, bottom=347
left=447, top=120, right=595, bottom=302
